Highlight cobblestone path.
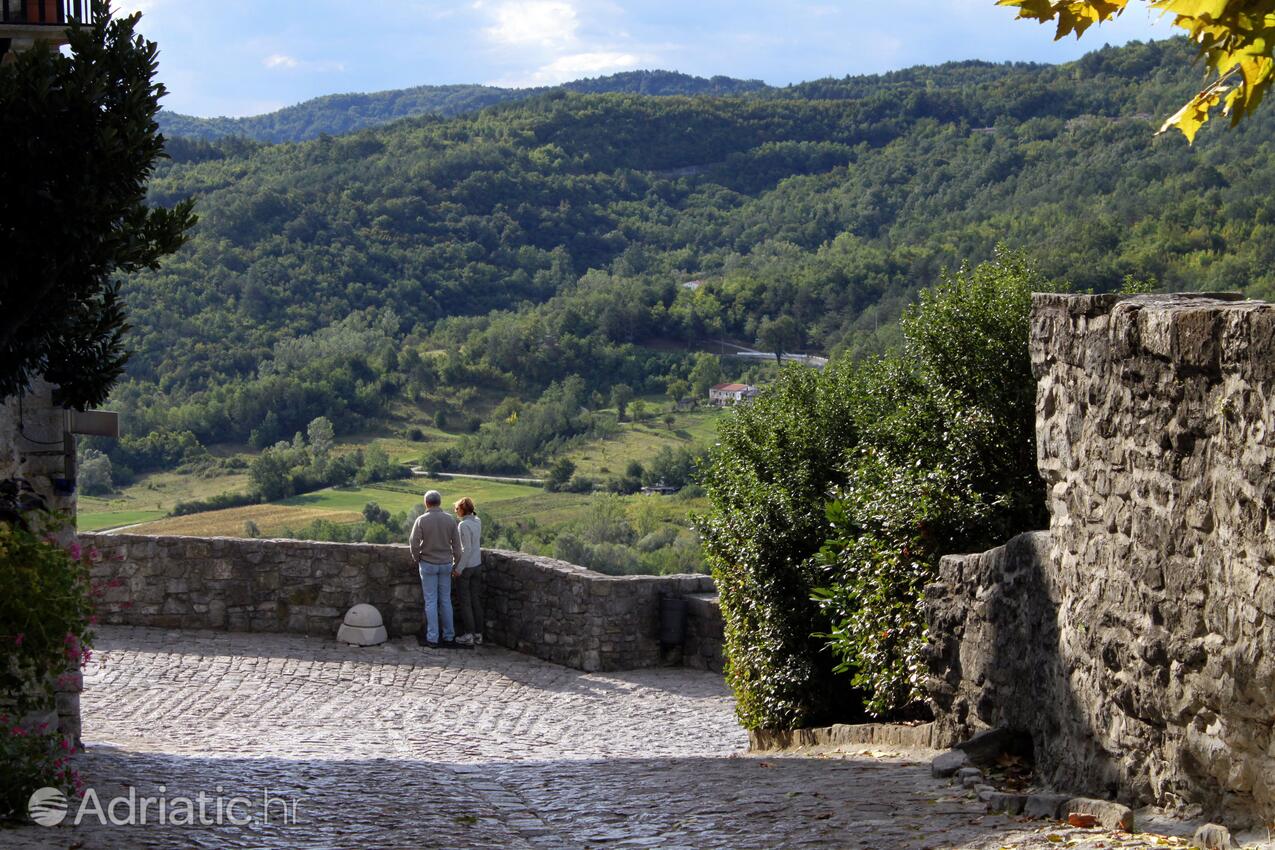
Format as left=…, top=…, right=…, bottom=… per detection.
left=3, top=627, right=1212, bottom=849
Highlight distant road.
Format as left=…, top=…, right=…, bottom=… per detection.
left=715, top=341, right=829, bottom=368
left=410, top=469, right=545, bottom=486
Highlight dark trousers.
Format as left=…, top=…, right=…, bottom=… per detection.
left=454, top=565, right=484, bottom=636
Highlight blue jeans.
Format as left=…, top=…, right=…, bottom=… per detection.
left=418, top=561, right=455, bottom=644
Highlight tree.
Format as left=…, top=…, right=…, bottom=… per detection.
left=757, top=316, right=801, bottom=366
left=610, top=384, right=634, bottom=420
left=546, top=457, right=576, bottom=491
left=307, top=416, right=335, bottom=460
left=77, top=449, right=113, bottom=496
left=689, top=353, right=723, bottom=398
left=663, top=413, right=677, bottom=431
left=666, top=379, right=690, bottom=405
left=1000, top=0, right=1275, bottom=142
left=0, top=2, right=196, bottom=407
left=249, top=446, right=295, bottom=501
left=362, top=501, right=391, bottom=526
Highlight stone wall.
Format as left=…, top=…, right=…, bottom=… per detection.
left=681, top=592, right=725, bottom=673
left=1, top=382, right=83, bottom=744
left=925, top=293, right=1275, bottom=827
left=81, top=533, right=721, bottom=673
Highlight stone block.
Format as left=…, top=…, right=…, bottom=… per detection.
left=1023, top=794, right=1071, bottom=820
left=1063, top=798, right=1134, bottom=832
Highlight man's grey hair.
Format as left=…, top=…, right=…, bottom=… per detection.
left=424, top=490, right=442, bottom=507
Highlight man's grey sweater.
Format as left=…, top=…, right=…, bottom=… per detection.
left=409, top=508, right=462, bottom=566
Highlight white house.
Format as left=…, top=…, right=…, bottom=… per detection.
left=709, top=383, right=759, bottom=406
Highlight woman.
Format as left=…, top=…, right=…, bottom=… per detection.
left=452, top=497, right=484, bottom=647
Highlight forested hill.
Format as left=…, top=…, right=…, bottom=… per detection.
left=119, top=37, right=1275, bottom=449
left=156, top=70, right=770, bottom=144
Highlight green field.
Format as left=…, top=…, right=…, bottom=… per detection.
left=557, top=405, right=724, bottom=478
left=78, top=470, right=252, bottom=533
left=77, top=509, right=167, bottom=532
left=114, top=476, right=547, bottom=538
left=79, top=408, right=721, bottom=547
left=108, top=475, right=707, bottom=547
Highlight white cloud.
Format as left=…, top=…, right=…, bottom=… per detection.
left=478, top=0, right=579, bottom=49
left=262, top=53, right=346, bottom=73
left=497, top=49, right=640, bottom=86
left=264, top=53, right=300, bottom=70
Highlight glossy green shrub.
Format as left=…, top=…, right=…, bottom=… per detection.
left=698, top=364, right=861, bottom=729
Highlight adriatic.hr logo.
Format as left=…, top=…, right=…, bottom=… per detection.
left=27, top=785, right=300, bottom=827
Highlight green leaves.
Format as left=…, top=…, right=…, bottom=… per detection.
left=698, top=363, right=861, bottom=729
left=812, top=250, right=1047, bottom=717
left=0, top=0, right=196, bottom=406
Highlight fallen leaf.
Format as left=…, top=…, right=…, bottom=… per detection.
left=1068, top=813, right=1099, bottom=828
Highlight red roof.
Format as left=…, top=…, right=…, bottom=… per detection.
left=712, top=383, right=751, bottom=392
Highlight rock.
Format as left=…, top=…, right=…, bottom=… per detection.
left=1192, top=823, right=1234, bottom=850
left=985, top=792, right=1027, bottom=815
left=975, top=785, right=996, bottom=801
left=1023, top=793, right=1071, bottom=820
left=956, top=766, right=983, bottom=780
left=931, top=748, right=970, bottom=778
left=953, top=727, right=1020, bottom=765
left=1064, top=797, right=1134, bottom=831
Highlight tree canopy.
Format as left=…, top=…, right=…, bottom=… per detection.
left=0, top=1, right=195, bottom=407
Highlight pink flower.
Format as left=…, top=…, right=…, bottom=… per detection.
left=88, top=547, right=100, bottom=561
left=13, top=633, right=24, bottom=647
left=11, top=725, right=27, bottom=737
left=69, top=542, right=81, bottom=560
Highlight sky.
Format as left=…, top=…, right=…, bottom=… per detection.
left=113, top=0, right=1177, bottom=118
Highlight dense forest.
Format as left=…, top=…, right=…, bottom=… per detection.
left=157, top=70, right=769, bottom=144
left=108, top=38, right=1275, bottom=475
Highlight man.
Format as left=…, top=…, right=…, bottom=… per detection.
left=408, top=490, right=462, bottom=648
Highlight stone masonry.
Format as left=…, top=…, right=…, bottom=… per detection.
left=1, top=381, right=84, bottom=744
left=926, top=293, right=1275, bottom=827
left=81, top=532, right=723, bottom=674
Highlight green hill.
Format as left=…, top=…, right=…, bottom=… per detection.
left=157, top=70, right=770, bottom=144
left=113, top=38, right=1273, bottom=465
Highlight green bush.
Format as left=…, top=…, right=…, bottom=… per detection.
left=698, top=363, right=861, bottom=730
left=814, top=251, right=1047, bottom=716
left=0, top=513, right=96, bottom=820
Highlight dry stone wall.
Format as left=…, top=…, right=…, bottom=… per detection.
left=926, top=293, right=1275, bottom=827
left=81, top=533, right=721, bottom=673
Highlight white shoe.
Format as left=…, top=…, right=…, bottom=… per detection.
left=455, top=634, right=475, bottom=646
left=473, top=634, right=483, bottom=646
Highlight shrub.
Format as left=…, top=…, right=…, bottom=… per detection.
left=171, top=491, right=262, bottom=516
left=814, top=251, right=1047, bottom=716
left=636, top=526, right=678, bottom=552
left=0, top=509, right=96, bottom=820
left=698, top=363, right=861, bottom=730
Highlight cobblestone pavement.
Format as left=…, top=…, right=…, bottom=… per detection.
left=0, top=627, right=1229, bottom=849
